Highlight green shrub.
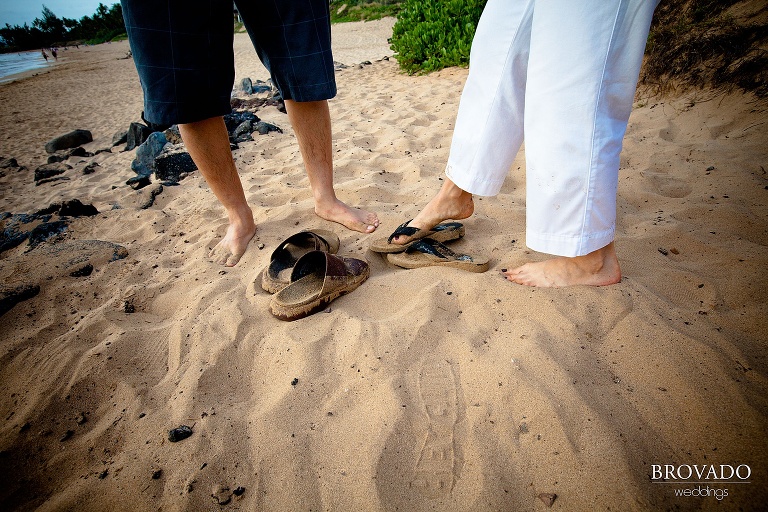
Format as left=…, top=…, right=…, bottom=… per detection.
left=330, top=1, right=402, bottom=23
left=390, top=0, right=486, bottom=74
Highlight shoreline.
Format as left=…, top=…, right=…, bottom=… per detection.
left=0, top=50, right=58, bottom=84
left=0, top=64, right=57, bottom=85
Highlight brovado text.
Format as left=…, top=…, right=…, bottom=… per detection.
left=652, top=464, right=751, bottom=481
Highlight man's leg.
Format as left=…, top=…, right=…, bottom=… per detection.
left=122, top=1, right=247, bottom=265
left=234, top=0, right=377, bottom=233
left=284, top=99, right=379, bottom=233
left=178, top=117, right=256, bottom=267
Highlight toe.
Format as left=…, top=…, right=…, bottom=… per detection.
left=209, top=246, right=231, bottom=266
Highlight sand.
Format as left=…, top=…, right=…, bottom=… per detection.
left=1, top=17, right=767, bottom=512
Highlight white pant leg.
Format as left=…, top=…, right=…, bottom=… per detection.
left=524, top=0, right=658, bottom=256
left=445, top=0, right=534, bottom=197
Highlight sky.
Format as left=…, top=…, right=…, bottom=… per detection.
left=0, top=1, right=118, bottom=27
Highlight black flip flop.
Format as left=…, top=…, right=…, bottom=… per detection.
left=386, top=238, right=489, bottom=273
left=369, top=220, right=465, bottom=253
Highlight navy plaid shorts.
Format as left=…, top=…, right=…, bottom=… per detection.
left=121, top=0, right=337, bottom=125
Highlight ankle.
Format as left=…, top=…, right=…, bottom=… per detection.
left=577, top=244, right=619, bottom=274
left=312, top=187, right=340, bottom=208
left=228, top=205, right=255, bottom=229
left=439, top=179, right=470, bottom=199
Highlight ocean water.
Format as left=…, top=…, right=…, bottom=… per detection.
left=0, top=50, right=51, bottom=83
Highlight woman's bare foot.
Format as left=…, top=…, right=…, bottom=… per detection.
left=315, top=197, right=379, bottom=233
left=503, top=242, right=621, bottom=287
left=209, top=208, right=257, bottom=267
left=393, top=178, right=474, bottom=244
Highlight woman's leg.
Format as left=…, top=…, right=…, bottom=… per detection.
left=506, top=0, right=658, bottom=286
left=394, top=0, right=535, bottom=242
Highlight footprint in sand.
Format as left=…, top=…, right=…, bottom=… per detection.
left=640, top=170, right=693, bottom=198
left=410, top=360, right=459, bottom=498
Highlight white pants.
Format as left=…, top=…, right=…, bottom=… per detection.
left=445, top=0, right=658, bottom=256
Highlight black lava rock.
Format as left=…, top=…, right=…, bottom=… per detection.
left=0, top=157, right=18, bottom=168
left=168, top=425, right=193, bottom=442
left=154, top=145, right=197, bottom=182
left=27, top=220, right=68, bottom=249
left=254, top=121, right=283, bottom=135
left=131, top=131, right=168, bottom=176
left=112, top=130, right=128, bottom=147
left=59, top=199, right=98, bottom=217
left=45, top=129, right=93, bottom=154
left=0, top=284, right=40, bottom=317
left=34, top=163, right=71, bottom=183
left=70, top=264, right=94, bottom=277
left=224, top=111, right=259, bottom=132
left=125, top=122, right=153, bottom=151
left=83, top=162, right=100, bottom=175
left=127, top=175, right=152, bottom=190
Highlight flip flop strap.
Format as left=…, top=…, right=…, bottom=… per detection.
left=387, top=219, right=419, bottom=243
left=434, top=222, right=462, bottom=232
left=386, top=220, right=462, bottom=243
left=409, top=239, right=475, bottom=262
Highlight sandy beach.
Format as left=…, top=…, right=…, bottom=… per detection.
left=1, top=17, right=767, bottom=511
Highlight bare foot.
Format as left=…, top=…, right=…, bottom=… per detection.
left=503, top=243, right=621, bottom=287
left=315, top=198, right=380, bottom=233
left=393, top=178, right=474, bottom=244
left=208, top=213, right=257, bottom=267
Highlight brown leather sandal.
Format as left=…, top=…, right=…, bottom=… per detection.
left=269, top=251, right=370, bottom=321
left=260, top=229, right=340, bottom=293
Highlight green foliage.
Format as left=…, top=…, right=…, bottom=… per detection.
left=0, top=23, right=45, bottom=51
left=0, top=3, right=126, bottom=51
left=79, top=3, right=126, bottom=45
left=34, top=6, right=67, bottom=43
left=329, top=1, right=402, bottom=23
left=390, top=0, right=486, bottom=74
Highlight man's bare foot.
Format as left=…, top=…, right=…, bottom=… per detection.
left=209, top=214, right=257, bottom=267
left=393, top=178, right=474, bottom=244
left=315, top=198, right=380, bottom=233
left=503, top=242, right=621, bottom=287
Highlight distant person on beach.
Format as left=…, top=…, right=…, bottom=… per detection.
left=41, top=49, right=48, bottom=62
left=51, top=48, right=58, bottom=60
left=121, top=0, right=380, bottom=266
left=389, top=0, right=659, bottom=287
